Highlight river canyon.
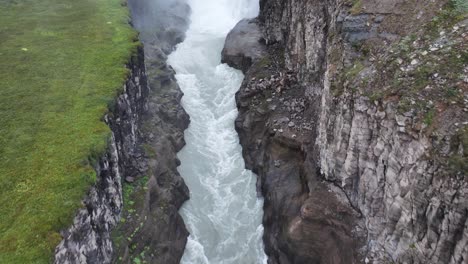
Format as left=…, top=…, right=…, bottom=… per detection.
left=51, top=0, right=468, bottom=263
left=168, top=0, right=267, bottom=263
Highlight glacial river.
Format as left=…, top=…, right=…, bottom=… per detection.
left=167, top=0, right=267, bottom=263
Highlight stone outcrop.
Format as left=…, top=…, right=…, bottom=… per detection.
left=221, top=18, right=266, bottom=73
left=225, top=0, right=468, bottom=263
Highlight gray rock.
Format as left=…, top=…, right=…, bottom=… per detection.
left=274, top=160, right=281, bottom=167
left=221, top=19, right=267, bottom=73
left=278, top=117, right=290, bottom=124
left=228, top=0, right=468, bottom=263
left=125, top=176, right=136, bottom=183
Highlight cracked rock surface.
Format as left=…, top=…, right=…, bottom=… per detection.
left=224, top=0, right=468, bottom=263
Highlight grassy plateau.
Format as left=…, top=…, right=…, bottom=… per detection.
left=0, top=0, right=139, bottom=262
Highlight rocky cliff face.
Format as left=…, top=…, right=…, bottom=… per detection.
left=224, top=0, right=467, bottom=263
left=54, top=48, right=150, bottom=264
left=54, top=1, right=191, bottom=263
left=110, top=1, right=191, bottom=263
left=317, top=1, right=468, bottom=262
left=110, top=48, right=190, bottom=264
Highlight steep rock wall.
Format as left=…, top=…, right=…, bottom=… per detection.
left=316, top=3, right=468, bottom=262
left=54, top=1, right=192, bottom=263
left=318, top=90, right=468, bottom=263
left=109, top=1, right=192, bottom=263
left=225, top=0, right=468, bottom=263
left=111, top=37, right=191, bottom=264
left=225, top=2, right=365, bottom=263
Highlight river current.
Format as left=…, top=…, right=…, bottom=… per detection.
left=167, top=0, right=266, bottom=263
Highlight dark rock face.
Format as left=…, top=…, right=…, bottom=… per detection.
left=221, top=18, right=266, bottom=73
left=111, top=1, right=192, bottom=263
left=226, top=0, right=468, bottom=263
left=225, top=1, right=365, bottom=263
left=232, top=48, right=365, bottom=264
left=111, top=47, right=190, bottom=264
left=54, top=1, right=192, bottom=263
left=55, top=46, right=191, bottom=264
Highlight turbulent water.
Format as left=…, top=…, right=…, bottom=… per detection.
left=167, top=0, right=266, bottom=263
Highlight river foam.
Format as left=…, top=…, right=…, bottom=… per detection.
left=167, top=0, right=266, bottom=263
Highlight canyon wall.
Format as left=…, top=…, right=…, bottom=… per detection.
left=225, top=0, right=468, bottom=263
left=110, top=1, right=191, bottom=263
left=54, top=1, right=191, bottom=263
left=54, top=48, right=150, bottom=264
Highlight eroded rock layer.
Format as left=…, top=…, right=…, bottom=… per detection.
left=224, top=0, right=468, bottom=263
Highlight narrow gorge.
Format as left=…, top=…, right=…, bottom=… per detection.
left=55, top=0, right=468, bottom=263
left=167, top=0, right=266, bottom=263
left=1, top=0, right=465, bottom=264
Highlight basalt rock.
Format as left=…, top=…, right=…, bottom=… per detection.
left=111, top=0, right=192, bottom=263
left=232, top=45, right=366, bottom=264
left=226, top=0, right=468, bottom=263
left=111, top=47, right=190, bottom=264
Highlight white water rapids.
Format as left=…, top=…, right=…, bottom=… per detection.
left=167, top=0, right=267, bottom=263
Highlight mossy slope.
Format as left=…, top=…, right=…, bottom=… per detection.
left=0, top=0, right=139, bottom=262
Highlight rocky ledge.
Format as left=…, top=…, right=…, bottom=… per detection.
left=54, top=47, right=152, bottom=264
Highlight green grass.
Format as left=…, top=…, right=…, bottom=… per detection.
left=350, top=0, right=363, bottom=15
left=0, top=0, right=139, bottom=262
left=345, top=61, right=365, bottom=79
left=112, top=176, right=149, bottom=263
left=454, top=0, right=468, bottom=12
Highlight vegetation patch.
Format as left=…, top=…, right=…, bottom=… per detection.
left=338, top=0, right=467, bottom=126
left=0, top=0, right=139, bottom=262
left=454, top=0, right=468, bottom=12
left=447, top=127, right=468, bottom=176
left=333, top=0, right=467, bottom=177
left=350, top=0, right=363, bottom=15
left=383, top=9, right=466, bottom=116
left=250, top=55, right=275, bottom=80
left=112, top=176, right=150, bottom=263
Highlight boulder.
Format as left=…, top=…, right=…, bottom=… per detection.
left=221, top=18, right=266, bottom=73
